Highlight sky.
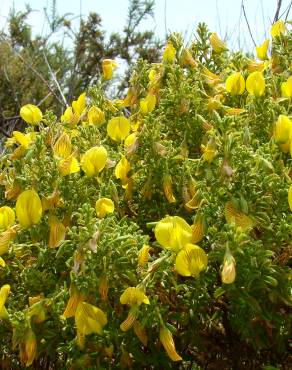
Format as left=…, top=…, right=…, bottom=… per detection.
left=0, top=0, right=291, bottom=52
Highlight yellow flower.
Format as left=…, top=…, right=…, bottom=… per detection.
left=124, top=133, right=138, bottom=154
left=207, top=96, right=222, bottom=111
left=210, top=32, right=227, bottom=53
left=107, top=116, right=130, bottom=141
left=270, top=20, right=286, bottom=38
left=0, top=225, right=19, bottom=256
left=163, top=42, right=176, bottom=63
left=48, top=217, right=66, bottom=248
left=138, top=245, right=152, bottom=267
left=225, top=72, right=245, bottom=95
left=58, top=154, right=80, bottom=176
left=256, top=39, right=269, bottom=60
left=10, top=146, right=27, bottom=160
left=123, top=88, right=138, bottom=107
left=159, top=326, right=182, bottom=362
left=28, top=300, right=47, bottom=323
left=180, top=48, right=197, bottom=68
left=140, top=93, right=156, bottom=115
left=0, top=206, right=15, bottom=230
left=184, top=192, right=202, bottom=211
left=201, top=139, right=216, bottom=163
left=247, top=60, right=269, bottom=73
left=163, top=174, right=176, bottom=203
left=75, top=302, right=107, bottom=335
left=5, top=184, right=22, bottom=200
left=224, top=201, right=253, bottom=230
left=221, top=251, right=236, bottom=284
left=246, top=71, right=265, bottom=96
left=95, top=198, right=114, bottom=218
left=149, top=66, right=162, bottom=85
left=81, top=146, right=108, bottom=177
left=202, top=67, right=220, bottom=86
left=175, top=243, right=208, bottom=277
left=0, top=284, right=10, bottom=319
left=53, top=132, right=72, bottom=159
left=62, top=286, right=85, bottom=318
left=20, top=104, right=42, bottom=125
left=41, top=190, right=62, bottom=211
left=288, top=185, right=292, bottom=211
left=154, top=216, right=193, bottom=251
left=281, top=76, right=292, bottom=98
left=120, top=287, right=149, bottom=306
left=0, top=257, right=5, bottom=267
left=72, top=93, right=86, bottom=116
left=12, top=131, right=31, bottom=149
left=115, top=156, right=131, bottom=185
left=16, top=190, right=42, bottom=228
left=61, top=106, right=79, bottom=126
left=87, top=106, right=105, bottom=125
left=102, top=59, right=118, bottom=80
left=274, top=115, right=292, bottom=150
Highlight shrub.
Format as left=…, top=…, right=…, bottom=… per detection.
left=0, top=21, right=291, bottom=369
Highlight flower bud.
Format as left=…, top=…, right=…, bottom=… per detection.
left=221, top=250, right=236, bottom=284
left=181, top=48, right=197, bottom=68
left=133, top=321, right=148, bottom=346
left=159, top=326, right=182, bottom=362
left=163, top=174, right=176, bottom=203
left=138, top=245, right=152, bottom=267
left=23, top=328, right=37, bottom=367
left=48, top=217, right=66, bottom=248
left=120, top=306, right=138, bottom=332
left=256, top=39, right=269, bottom=60
left=99, top=275, right=109, bottom=300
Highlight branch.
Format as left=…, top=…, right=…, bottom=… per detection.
left=43, top=52, right=68, bottom=106
left=241, top=2, right=256, bottom=48
left=0, top=126, right=11, bottom=138
left=273, top=0, right=283, bottom=23
left=285, top=1, right=292, bottom=21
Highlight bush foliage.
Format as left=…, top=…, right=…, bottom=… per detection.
left=0, top=17, right=291, bottom=370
